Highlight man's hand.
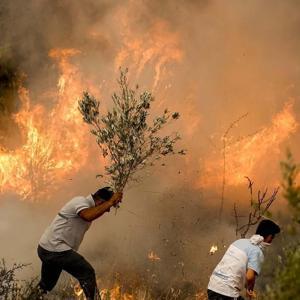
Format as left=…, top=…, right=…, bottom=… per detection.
left=246, top=289, right=256, bottom=299
left=110, top=192, right=123, bottom=207
left=79, top=192, right=123, bottom=221
left=245, top=268, right=256, bottom=296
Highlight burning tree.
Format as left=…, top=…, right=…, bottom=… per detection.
left=234, top=177, right=279, bottom=238
left=78, top=69, right=185, bottom=192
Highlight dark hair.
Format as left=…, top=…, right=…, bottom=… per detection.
left=92, top=187, right=114, bottom=201
left=256, top=219, right=281, bottom=238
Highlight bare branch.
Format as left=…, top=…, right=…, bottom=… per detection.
left=244, top=176, right=254, bottom=206
left=219, top=113, right=248, bottom=220
left=234, top=177, right=279, bottom=238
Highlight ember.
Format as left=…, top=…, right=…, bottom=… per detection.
left=209, top=245, right=218, bottom=255
left=148, top=251, right=161, bottom=261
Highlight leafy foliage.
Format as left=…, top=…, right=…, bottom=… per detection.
left=79, top=68, right=185, bottom=191
left=263, top=245, right=300, bottom=300
left=280, top=149, right=300, bottom=224
left=0, top=259, right=30, bottom=300
left=261, top=150, right=300, bottom=299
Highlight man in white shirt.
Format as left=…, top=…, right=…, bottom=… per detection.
left=36, top=187, right=122, bottom=299
left=207, top=219, right=280, bottom=300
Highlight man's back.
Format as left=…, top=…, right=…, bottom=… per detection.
left=208, top=239, right=264, bottom=298
left=39, top=195, right=95, bottom=252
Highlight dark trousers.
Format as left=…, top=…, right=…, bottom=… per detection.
left=207, top=289, right=244, bottom=300
left=38, top=245, right=98, bottom=299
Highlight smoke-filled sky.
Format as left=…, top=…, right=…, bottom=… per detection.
left=0, top=0, right=299, bottom=292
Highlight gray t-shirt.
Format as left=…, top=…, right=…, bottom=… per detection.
left=39, top=195, right=95, bottom=252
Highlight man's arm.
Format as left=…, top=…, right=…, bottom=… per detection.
left=78, top=192, right=123, bottom=222
left=246, top=268, right=257, bottom=298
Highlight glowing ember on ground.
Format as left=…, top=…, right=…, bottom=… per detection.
left=209, top=245, right=218, bottom=255
left=148, top=251, right=161, bottom=261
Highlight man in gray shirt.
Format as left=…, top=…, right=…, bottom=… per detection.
left=36, top=187, right=122, bottom=299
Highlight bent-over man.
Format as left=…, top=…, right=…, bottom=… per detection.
left=36, top=187, right=122, bottom=299
left=207, top=219, right=280, bottom=300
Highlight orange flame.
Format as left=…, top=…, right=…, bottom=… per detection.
left=199, top=101, right=298, bottom=187
left=100, top=285, right=133, bottom=300
left=115, top=18, right=183, bottom=90
left=0, top=48, right=93, bottom=200
left=0, top=37, right=182, bottom=201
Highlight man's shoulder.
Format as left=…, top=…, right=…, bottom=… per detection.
left=61, top=195, right=94, bottom=213
left=232, top=239, right=263, bottom=256
left=68, top=195, right=93, bottom=204
left=70, top=195, right=87, bottom=203
left=232, top=238, right=250, bottom=248
left=62, top=196, right=84, bottom=207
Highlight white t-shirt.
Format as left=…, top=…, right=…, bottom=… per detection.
left=39, top=195, right=95, bottom=252
left=208, top=239, right=264, bottom=298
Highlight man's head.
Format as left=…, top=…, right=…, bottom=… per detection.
left=256, top=219, right=281, bottom=243
left=92, top=187, right=114, bottom=206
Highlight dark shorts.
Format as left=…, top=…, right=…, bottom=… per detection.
left=38, top=245, right=99, bottom=299
left=207, top=289, right=244, bottom=300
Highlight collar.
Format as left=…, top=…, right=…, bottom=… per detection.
left=249, top=234, right=270, bottom=251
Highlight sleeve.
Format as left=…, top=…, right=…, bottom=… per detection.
left=247, top=248, right=264, bottom=275
left=71, top=196, right=92, bottom=215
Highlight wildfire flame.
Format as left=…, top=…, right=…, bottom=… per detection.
left=101, top=285, right=133, bottom=300
left=0, top=2, right=185, bottom=202
left=0, top=15, right=184, bottom=202
left=115, top=14, right=183, bottom=90
left=200, top=101, right=298, bottom=187
left=0, top=49, right=92, bottom=200
left=73, top=283, right=133, bottom=300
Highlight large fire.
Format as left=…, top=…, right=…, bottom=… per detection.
left=0, top=49, right=91, bottom=200
left=199, top=101, right=298, bottom=187
left=114, top=5, right=183, bottom=91
left=116, top=20, right=183, bottom=91
left=0, top=17, right=183, bottom=201
left=1, top=2, right=299, bottom=300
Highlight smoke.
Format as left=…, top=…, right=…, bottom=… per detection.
left=0, top=0, right=299, bottom=294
